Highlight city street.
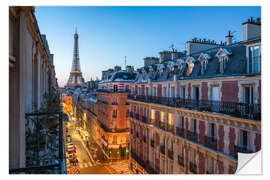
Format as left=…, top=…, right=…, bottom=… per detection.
left=65, top=118, right=131, bottom=174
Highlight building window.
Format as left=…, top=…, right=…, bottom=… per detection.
left=146, top=87, right=149, bottom=96
left=190, top=119, right=197, bottom=132
left=193, top=86, right=200, bottom=101
left=113, top=109, right=117, bottom=118
left=211, top=86, right=219, bottom=101
left=243, top=86, right=254, bottom=104
left=153, top=87, right=157, bottom=96
left=249, top=45, right=261, bottom=73
left=138, top=87, right=141, bottom=95
left=113, top=85, right=118, bottom=92
left=168, top=113, right=174, bottom=126
left=171, top=87, right=175, bottom=97
left=113, top=135, right=117, bottom=144
left=208, top=123, right=216, bottom=138
left=180, top=87, right=186, bottom=99
left=163, top=87, right=167, bottom=97
left=179, top=116, right=184, bottom=128
left=125, top=85, right=129, bottom=91
left=240, top=130, right=249, bottom=148
left=201, top=60, right=208, bottom=75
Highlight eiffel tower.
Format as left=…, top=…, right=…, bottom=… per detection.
left=66, top=28, right=85, bottom=88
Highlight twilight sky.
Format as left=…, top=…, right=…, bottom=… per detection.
left=35, top=6, right=260, bottom=87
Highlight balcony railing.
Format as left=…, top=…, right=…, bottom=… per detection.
left=187, top=131, right=198, bottom=143
left=176, top=127, right=185, bottom=138
left=10, top=111, right=64, bottom=174
left=178, top=155, right=184, bottom=167
left=159, top=121, right=166, bottom=130
left=168, top=149, right=174, bottom=160
left=234, top=145, right=253, bottom=159
left=97, top=120, right=129, bottom=133
left=131, top=151, right=157, bottom=174
left=166, top=123, right=174, bottom=133
left=204, top=136, right=218, bottom=150
left=127, top=95, right=261, bottom=121
left=160, top=145, right=165, bottom=154
left=97, top=89, right=130, bottom=93
left=189, top=161, right=197, bottom=174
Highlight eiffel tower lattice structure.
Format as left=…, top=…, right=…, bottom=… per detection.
left=66, top=29, right=85, bottom=88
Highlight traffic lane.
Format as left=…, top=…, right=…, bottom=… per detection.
left=72, top=134, right=92, bottom=164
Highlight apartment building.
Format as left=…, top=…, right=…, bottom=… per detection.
left=128, top=17, right=261, bottom=174
left=96, top=67, right=136, bottom=160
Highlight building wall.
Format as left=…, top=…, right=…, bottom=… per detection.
left=9, top=7, right=57, bottom=169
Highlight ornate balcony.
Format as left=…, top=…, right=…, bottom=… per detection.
left=176, top=127, right=185, bottom=138
left=187, top=131, right=198, bottom=143
left=160, top=145, right=165, bottom=154
left=178, top=155, right=184, bottom=167
left=159, top=121, right=166, bottom=130
left=204, top=136, right=218, bottom=150
left=166, top=123, right=174, bottom=134
left=234, top=145, right=253, bottom=159
left=131, top=151, right=157, bottom=174
left=128, top=94, right=261, bottom=121
left=189, top=161, right=197, bottom=174
left=10, top=111, right=64, bottom=174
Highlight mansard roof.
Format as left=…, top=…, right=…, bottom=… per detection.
left=134, top=41, right=253, bottom=84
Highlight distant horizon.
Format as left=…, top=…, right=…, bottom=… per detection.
left=35, top=6, right=261, bottom=87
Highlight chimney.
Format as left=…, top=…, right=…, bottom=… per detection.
left=226, top=30, right=233, bottom=45
left=243, top=17, right=261, bottom=41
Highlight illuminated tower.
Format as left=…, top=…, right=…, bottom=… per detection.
left=66, top=28, right=85, bottom=88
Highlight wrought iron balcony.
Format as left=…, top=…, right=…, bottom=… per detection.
left=187, top=130, right=198, bottom=143
left=178, top=155, right=184, bottom=167
left=189, top=161, right=197, bottom=174
left=176, top=127, right=185, bottom=138
left=159, top=121, right=166, bottom=130
left=166, top=123, right=174, bottom=133
left=10, top=111, right=64, bottom=174
left=97, top=89, right=130, bottom=93
left=160, top=145, right=165, bottom=154
left=151, top=139, right=155, bottom=147
left=127, top=94, right=261, bottom=121
left=135, top=113, right=139, bottom=120
left=204, top=136, right=218, bottom=150
left=234, top=145, right=253, bottom=159
left=136, top=132, right=139, bottom=138
left=168, top=149, right=174, bottom=160
left=131, top=151, right=157, bottom=174
left=150, top=119, right=155, bottom=125
left=129, top=111, right=134, bottom=118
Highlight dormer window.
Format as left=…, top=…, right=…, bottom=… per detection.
left=176, top=58, right=185, bottom=71
left=198, top=53, right=211, bottom=75
left=185, top=56, right=196, bottom=76
left=216, top=48, right=231, bottom=74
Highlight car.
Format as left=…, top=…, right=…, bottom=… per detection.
left=66, top=134, right=71, bottom=138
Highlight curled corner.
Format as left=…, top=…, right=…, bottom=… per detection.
left=236, top=150, right=262, bottom=174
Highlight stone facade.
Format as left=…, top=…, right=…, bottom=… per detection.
left=9, top=7, right=58, bottom=169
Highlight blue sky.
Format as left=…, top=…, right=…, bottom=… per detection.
left=35, top=6, right=260, bottom=87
